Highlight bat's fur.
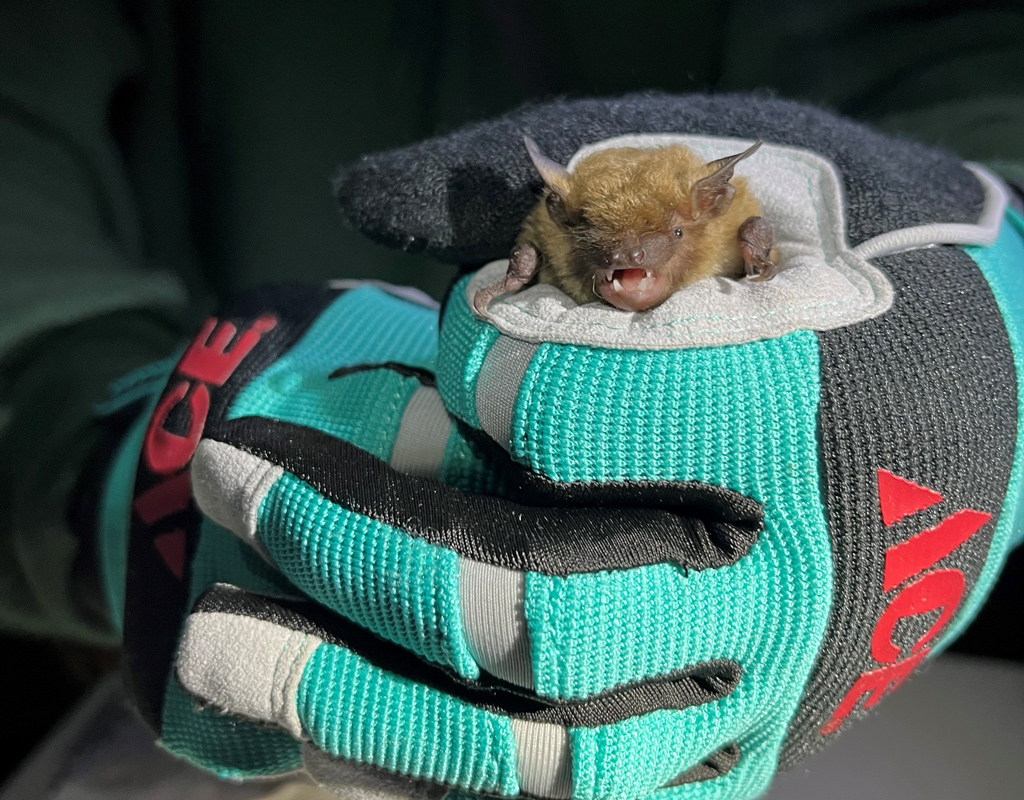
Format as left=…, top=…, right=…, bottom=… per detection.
left=520, top=145, right=765, bottom=305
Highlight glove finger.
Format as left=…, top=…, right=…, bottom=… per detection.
left=176, top=585, right=749, bottom=800
left=190, top=435, right=484, bottom=682
left=174, top=584, right=548, bottom=797
left=191, top=422, right=762, bottom=691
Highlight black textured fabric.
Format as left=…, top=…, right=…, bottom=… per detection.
left=123, top=285, right=339, bottom=731
left=334, top=92, right=984, bottom=264
left=193, top=584, right=741, bottom=728
left=664, top=744, right=741, bottom=787
left=203, top=416, right=762, bottom=576
left=781, top=246, right=1018, bottom=766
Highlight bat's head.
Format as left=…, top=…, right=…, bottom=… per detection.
left=525, top=136, right=762, bottom=311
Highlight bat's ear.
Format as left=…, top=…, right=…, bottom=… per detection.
left=524, top=135, right=578, bottom=227
left=524, top=135, right=570, bottom=200
left=690, top=140, right=762, bottom=220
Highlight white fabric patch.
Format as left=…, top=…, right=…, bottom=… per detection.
left=303, top=746, right=448, bottom=800
left=465, top=134, right=1000, bottom=350
left=388, top=386, right=452, bottom=478
left=510, top=718, right=572, bottom=799
left=191, top=439, right=283, bottom=559
left=458, top=559, right=533, bottom=689
left=176, top=611, right=321, bottom=738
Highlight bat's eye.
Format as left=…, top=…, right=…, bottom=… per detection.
left=674, top=227, right=683, bottom=238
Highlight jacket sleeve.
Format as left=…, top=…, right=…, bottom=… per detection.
left=0, top=0, right=190, bottom=643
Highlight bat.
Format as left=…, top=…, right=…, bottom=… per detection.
left=473, top=136, right=778, bottom=315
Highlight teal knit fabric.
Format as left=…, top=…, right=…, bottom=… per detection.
left=943, top=212, right=1024, bottom=646
left=154, top=288, right=455, bottom=780
left=571, top=687, right=779, bottom=800
left=436, top=285, right=499, bottom=429
left=184, top=518, right=299, bottom=607
left=98, top=410, right=149, bottom=633
left=98, top=354, right=183, bottom=631
left=436, top=280, right=834, bottom=798
left=230, top=285, right=485, bottom=681
left=256, top=472, right=479, bottom=679
left=161, top=678, right=302, bottom=779
left=521, top=337, right=830, bottom=798
left=298, top=642, right=519, bottom=796
left=439, top=427, right=507, bottom=495
left=230, top=287, right=438, bottom=447
left=236, top=365, right=421, bottom=461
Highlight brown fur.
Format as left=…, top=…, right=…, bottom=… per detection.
left=518, top=145, right=764, bottom=304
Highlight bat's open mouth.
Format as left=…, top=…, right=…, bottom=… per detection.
left=611, top=268, right=651, bottom=292
left=596, top=268, right=669, bottom=312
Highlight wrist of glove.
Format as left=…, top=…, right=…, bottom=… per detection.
left=98, top=92, right=1024, bottom=800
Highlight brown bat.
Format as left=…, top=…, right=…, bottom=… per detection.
left=473, top=136, right=778, bottom=315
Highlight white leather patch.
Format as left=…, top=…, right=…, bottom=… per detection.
left=177, top=611, right=321, bottom=738
left=191, top=439, right=283, bottom=559
left=466, top=134, right=1003, bottom=350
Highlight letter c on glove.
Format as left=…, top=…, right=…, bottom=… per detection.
left=144, top=380, right=211, bottom=475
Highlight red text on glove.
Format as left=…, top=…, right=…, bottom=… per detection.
left=821, top=470, right=991, bottom=735
left=134, top=315, right=277, bottom=576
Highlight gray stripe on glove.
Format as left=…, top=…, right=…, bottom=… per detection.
left=389, top=385, right=452, bottom=477
left=476, top=337, right=539, bottom=450
left=510, top=718, right=572, bottom=798
left=458, top=558, right=533, bottom=689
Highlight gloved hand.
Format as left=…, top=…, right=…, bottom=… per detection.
left=93, top=93, right=1024, bottom=800
left=96, top=278, right=761, bottom=797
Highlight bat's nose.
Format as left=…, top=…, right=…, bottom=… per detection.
left=610, top=248, right=646, bottom=268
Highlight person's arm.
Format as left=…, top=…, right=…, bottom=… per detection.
left=0, top=0, right=190, bottom=643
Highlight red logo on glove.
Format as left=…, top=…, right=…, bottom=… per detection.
left=132, top=315, right=277, bottom=578
left=820, top=470, right=991, bottom=735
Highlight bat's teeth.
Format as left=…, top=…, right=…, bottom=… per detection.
left=645, top=270, right=652, bottom=279
left=613, top=278, right=623, bottom=292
